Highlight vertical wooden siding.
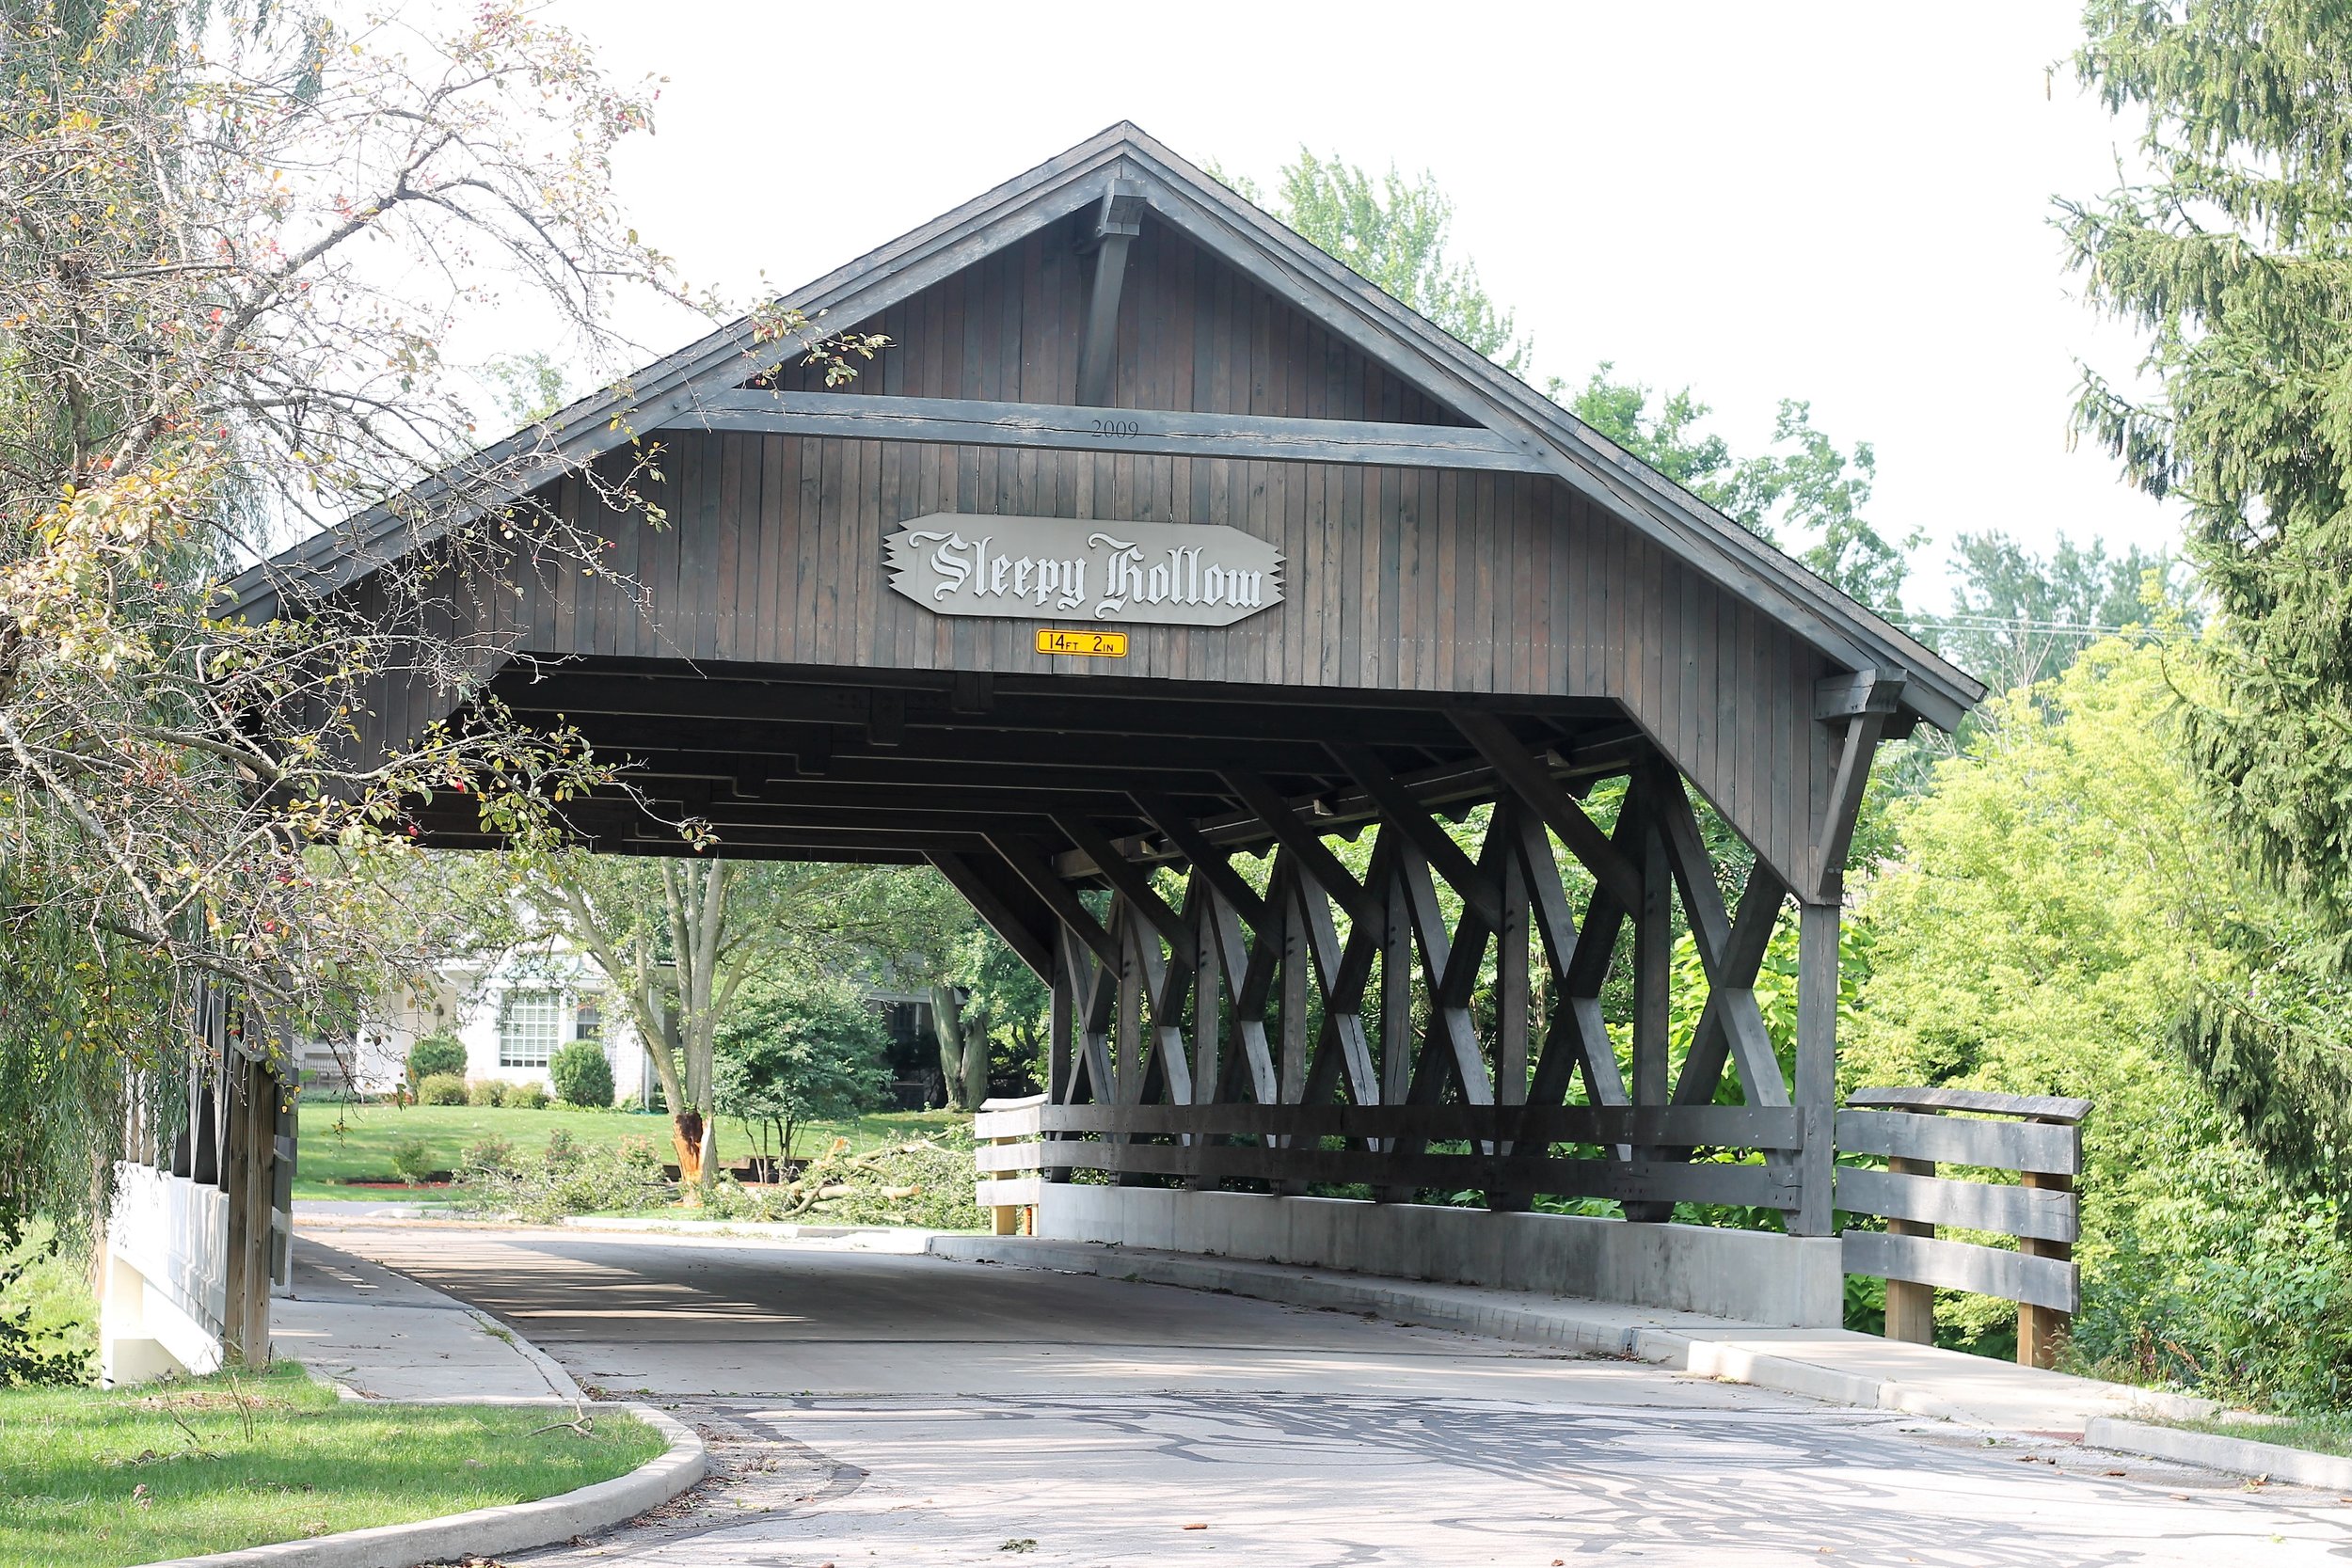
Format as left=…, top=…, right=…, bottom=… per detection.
left=476, top=217, right=1837, bottom=885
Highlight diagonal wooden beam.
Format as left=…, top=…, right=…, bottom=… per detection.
left=1220, top=772, right=1374, bottom=922
left=983, top=832, right=1120, bottom=967
left=1814, top=709, right=1891, bottom=899
left=1129, top=789, right=1271, bottom=928
left=926, top=850, right=1053, bottom=978
left=1399, top=820, right=1510, bottom=1109
left=1327, top=742, right=1501, bottom=929
left=1053, top=812, right=1194, bottom=955
left=1671, top=865, right=1789, bottom=1109
left=1204, top=882, right=1280, bottom=1104
left=1061, top=926, right=1115, bottom=1107
left=1646, top=762, right=1733, bottom=969
left=1451, top=710, right=1642, bottom=911
left=1124, top=909, right=1194, bottom=1107
left=1295, top=832, right=1395, bottom=1111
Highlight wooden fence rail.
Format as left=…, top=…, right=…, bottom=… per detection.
left=972, top=1095, right=1809, bottom=1228
left=1835, top=1085, right=2090, bottom=1369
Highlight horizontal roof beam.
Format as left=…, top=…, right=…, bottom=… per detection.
left=666, top=389, right=1549, bottom=474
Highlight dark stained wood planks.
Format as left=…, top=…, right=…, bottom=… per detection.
left=374, top=218, right=1839, bottom=889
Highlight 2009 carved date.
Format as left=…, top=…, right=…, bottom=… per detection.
left=1088, top=418, right=1142, bottom=439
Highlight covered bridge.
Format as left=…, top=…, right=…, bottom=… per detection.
left=195, top=124, right=1992, bottom=1340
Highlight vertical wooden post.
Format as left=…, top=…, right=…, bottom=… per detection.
left=1624, top=801, right=1673, bottom=1222
left=1273, top=878, right=1311, bottom=1196
left=991, top=1120, right=1024, bottom=1236
left=220, top=1055, right=251, bottom=1361
left=1490, top=812, right=1533, bottom=1212
left=1380, top=867, right=1413, bottom=1112
left=1048, top=938, right=1074, bottom=1106
left=1185, top=895, right=1220, bottom=1192
left=1793, top=901, right=1840, bottom=1238
left=2019, top=1169, right=2074, bottom=1368
left=220, top=1050, right=276, bottom=1366
left=1045, top=935, right=1076, bottom=1183
left=1113, top=904, right=1140, bottom=1106
left=1190, top=886, right=1219, bottom=1108
left=1883, top=1144, right=1937, bottom=1345
left=1278, top=879, right=1309, bottom=1107
left=1495, top=814, right=1531, bottom=1108
left=1630, top=812, right=1672, bottom=1112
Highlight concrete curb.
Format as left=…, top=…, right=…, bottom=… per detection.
left=560, top=1215, right=939, bottom=1248
left=294, top=1212, right=943, bottom=1251
left=130, top=1402, right=706, bottom=1568
left=2084, top=1417, right=2352, bottom=1490
left=460, top=1306, right=588, bottom=1402
left=930, top=1236, right=2219, bottom=1434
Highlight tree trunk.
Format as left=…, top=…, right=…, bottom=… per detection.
left=672, top=1108, right=707, bottom=1201
left=931, top=985, right=971, bottom=1112
left=962, top=1009, right=990, bottom=1111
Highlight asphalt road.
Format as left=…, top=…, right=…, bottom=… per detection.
left=314, top=1224, right=2352, bottom=1567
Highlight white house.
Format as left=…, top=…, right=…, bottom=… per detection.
left=300, top=942, right=655, bottom=1103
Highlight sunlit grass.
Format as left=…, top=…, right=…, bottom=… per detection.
left=0, top=1363, right=661, bottom=1568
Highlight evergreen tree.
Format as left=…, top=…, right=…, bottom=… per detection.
left=2062, top=1, right=2352, bottom=930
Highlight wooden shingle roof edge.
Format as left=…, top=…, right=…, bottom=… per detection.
left=225, top=120, right=1986, bottom=731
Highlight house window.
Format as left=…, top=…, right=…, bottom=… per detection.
left=499, top=990, right=562, bottom=1068
left=574, top=1001, right=602, bottom=1042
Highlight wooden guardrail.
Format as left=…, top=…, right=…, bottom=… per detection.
left=1835, top=1086, right=2089, bottom=1368
left=971, top=1095, right=1810, bottom=1229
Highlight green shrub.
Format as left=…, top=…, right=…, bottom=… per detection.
left=389, top=1136, right=437, bottom=1186
left=548, top=1041, right=613, bottom=1109
left=542, top=1129, right=582, bottom=1169
left=466, top=1079, right=507, bottom=1108
left=468, top=1133, right=668, bottom=1223
left=417, top=1073, right=467, bottom=1106
left=459, top=1134, right=516, bottom=1180
left=696, top=1129, right=982, bottom=1230
left=508, top=1081, right=550, bottom=1110
left=405, top=1032, right=467, bottom=1085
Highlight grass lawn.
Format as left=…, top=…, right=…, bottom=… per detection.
left=293, top=1101, right=966, bottom=1202
left=0, top=1363, right=661, bottom=1568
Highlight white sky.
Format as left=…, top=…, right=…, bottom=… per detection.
left=542, top=0, right=2177, bottom=613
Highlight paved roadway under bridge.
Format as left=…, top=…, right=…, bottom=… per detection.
left=299, top=1225, right=2352, bottom=1567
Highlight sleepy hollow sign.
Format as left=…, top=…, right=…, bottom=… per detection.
left=884, top=515, right=1283, bottom=626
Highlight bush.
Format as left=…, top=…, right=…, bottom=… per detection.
left=459, top=1134, right=516, bottom=1180
left=694, top=1129, right=982, bottom=1230
left=466, top=1078, right=507, bottom=1108
left=508, top=1081, right=550, bottom=1110
left=405, top=1031, right=467, bottom=1085
left=417, top=1073, right=467, bottom=1106
left=542, top=1129, right=582, bottom=1169
left=466, top=1133, right=669, bottom=1223
left=549, top=1040, right=613, bottom=1109
left=389, top=1136, right=437, bottom=1185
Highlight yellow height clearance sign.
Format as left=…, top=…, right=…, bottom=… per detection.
left=1035, top=627, right=1128, bottom=657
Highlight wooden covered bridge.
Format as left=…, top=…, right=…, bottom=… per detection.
left=110, top=126, right=2093, bottom=1376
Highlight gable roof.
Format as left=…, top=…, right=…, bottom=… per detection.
left=230, top=121, right=1983, bottom=731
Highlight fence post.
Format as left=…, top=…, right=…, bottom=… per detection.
left=973, top=1095, right=1046, bottom=1237
left=2019, top=1167, right=2073, bottom=1369
left=1884, top=1129, right=1937, bottom=1345
left=1792, top=902, right=1840, bottom=1237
